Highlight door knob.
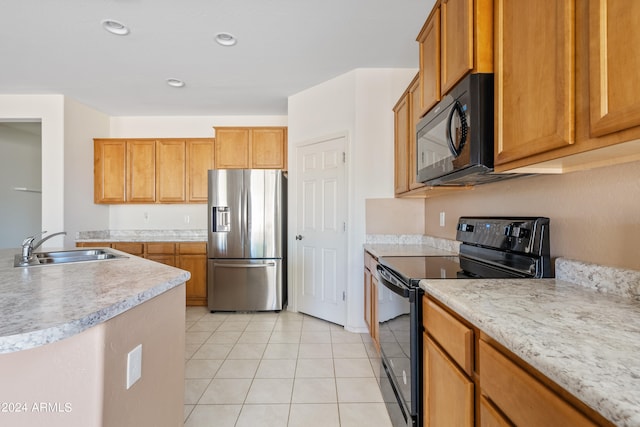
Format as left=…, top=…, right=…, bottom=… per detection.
left=295, top=235, right=303, bottom=240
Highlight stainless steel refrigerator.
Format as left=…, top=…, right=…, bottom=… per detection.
left=207, top=169, right=287, bottom=311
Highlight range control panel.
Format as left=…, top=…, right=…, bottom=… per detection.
left=456, top=217, right=550, bottom=256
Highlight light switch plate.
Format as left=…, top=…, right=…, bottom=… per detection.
left=439, top=211, right=446, bottom=227
left=126, top=344, right=142, bottom=389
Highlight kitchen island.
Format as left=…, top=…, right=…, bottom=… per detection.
left=0, top=247, right=189, bottom=427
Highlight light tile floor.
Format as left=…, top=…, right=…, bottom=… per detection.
left=184, top=306, right=393, bottom=427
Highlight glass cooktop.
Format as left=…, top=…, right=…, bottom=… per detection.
left=378, top=256, right=462, bottom=286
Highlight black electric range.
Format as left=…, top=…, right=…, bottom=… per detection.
left=375, top=217, right=552, bottom=427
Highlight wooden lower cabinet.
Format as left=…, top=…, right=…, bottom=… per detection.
left=77, top=241, right=207, bottom=306
left=422, top=296, right=611, bottom=427
left=363, top=251, right=379, bottom=349
left=178, top=243, right=207, bottom=306
left=424, top=335, right=474, bottom=427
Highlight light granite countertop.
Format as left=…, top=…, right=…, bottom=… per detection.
left=76, top=229, right=207, bottom=242
left=0, top=247, right=190, bottom=354
left=364, top=234, right=460, bottom=258
left=420, top=259, right=640, bottom=427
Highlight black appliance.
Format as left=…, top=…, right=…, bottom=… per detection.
left=375, top=217, right=551, bottom=427
left=416, top=73, right=519, bottom=187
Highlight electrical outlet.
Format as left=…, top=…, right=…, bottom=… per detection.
left=184, top=215, right=190, bottom=224
left=126, top=344, right=142, bottom=389
left=143, top=212, right=149, bottom=222
left=439, top=211, right=446, bottom=227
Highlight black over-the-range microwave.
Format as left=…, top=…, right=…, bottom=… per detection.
left=416, top=73, right=518, bottom=186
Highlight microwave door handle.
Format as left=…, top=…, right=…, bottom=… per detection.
left=445, top=101, right=468, bottom=157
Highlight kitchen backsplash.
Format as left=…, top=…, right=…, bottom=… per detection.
left=556, top=258, right=640, bottom=300
left=76, top=229, right=207, bottom=242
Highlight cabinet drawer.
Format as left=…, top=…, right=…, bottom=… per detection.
left=423, top=297, right=473, bottom=376
left=479, top=339, right=597, bottom=427
left=76, top=242, right=112, bottom=248
left=113, top=242, right=144, bottom=255
left=147, top=242, right=176, bottom=254
left=178, top=242, right=207, bottom=255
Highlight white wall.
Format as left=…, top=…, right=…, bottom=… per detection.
left=288, top=68, right=417, bottom=331
left=108, top=115, right=287, bottom=230
left=0, top=95, right=66, bottom=248
left=0, top=123, right=41, bottom=248
left=64, top=98, right=111, bottom=246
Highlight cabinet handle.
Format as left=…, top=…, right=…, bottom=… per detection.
left=295, top=235, right=303, bottom=240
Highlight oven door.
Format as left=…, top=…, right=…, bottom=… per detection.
left=376, top=265, right=422, bottom=427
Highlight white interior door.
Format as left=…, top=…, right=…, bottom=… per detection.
left=295, top=135, right=347, bottom=325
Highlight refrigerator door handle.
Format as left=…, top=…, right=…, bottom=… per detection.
left=214, top=262, right=277, bottom=268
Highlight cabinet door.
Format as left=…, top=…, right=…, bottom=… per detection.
left=127, top=140, right=156, bottom=203
left=94, top=139, right=126, bottom=204
left=364, top=267, right=372, bottom=333
left=417, top=4, right=441, bottom=116
left=179, top=243, right=208, bottom=306
left=408, top=76, right=426, bottom=190
left=424, top=335, right=474, bottom=427
left=494, top=0, right=575, bottom=165
left=156, top=140, right=186, bottom=203
left=393, top=92, right=410, bottom=195
left=215, top=128, right=249, bottom=169
left=371, top=275, right=379, bottom=347
left=251, top=128, right=286, bottom=169
left=180, top=254, right=207, bottom=306
left=441, top=0, right=473, bottom=94
left=187, top=139, right=215, bottom=202
left=479, top=395, right=512, bottom=427
left=588, top=0, right=640, bottom=137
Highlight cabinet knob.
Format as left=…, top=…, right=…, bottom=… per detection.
left=295, top=235, right=304, bottom=240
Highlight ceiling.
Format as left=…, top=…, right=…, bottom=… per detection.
left=0, top=0, right=433, bottom=117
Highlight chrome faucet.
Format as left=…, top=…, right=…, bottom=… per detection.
left=19, top=231, right=67, bottom=265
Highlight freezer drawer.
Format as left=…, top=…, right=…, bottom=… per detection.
left=208, top=259, right=283, bottom=311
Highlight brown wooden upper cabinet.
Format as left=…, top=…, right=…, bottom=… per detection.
left=156, top=139, right=186, bottom=203
left=94, top=138, right=214, bottom=204
left=94, top=139, right=127, bottom=203
left=493, top=1, right=575, bottom=166
left=394, top=73, right=428, bottom=196
left=495, top=0, right=640, bottom=172
left=187, top=139, right=216, bottom=202
left=214, top=127, right=287, bottom=170
left=416, top=0, right=493, bottom=117
left=393, top=88, right=410, bottom=195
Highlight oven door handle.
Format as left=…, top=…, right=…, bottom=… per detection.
left=376, top=265, right=410, bottom=298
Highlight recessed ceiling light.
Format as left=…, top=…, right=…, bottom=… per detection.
left=215, top=32, right=237, bottom=47
left=166, top=78, right=185, bottom=88
left=101, top=19, right=130, bottom=36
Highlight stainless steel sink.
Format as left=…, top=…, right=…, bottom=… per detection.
left=14, top=248, right=126, bottom=267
